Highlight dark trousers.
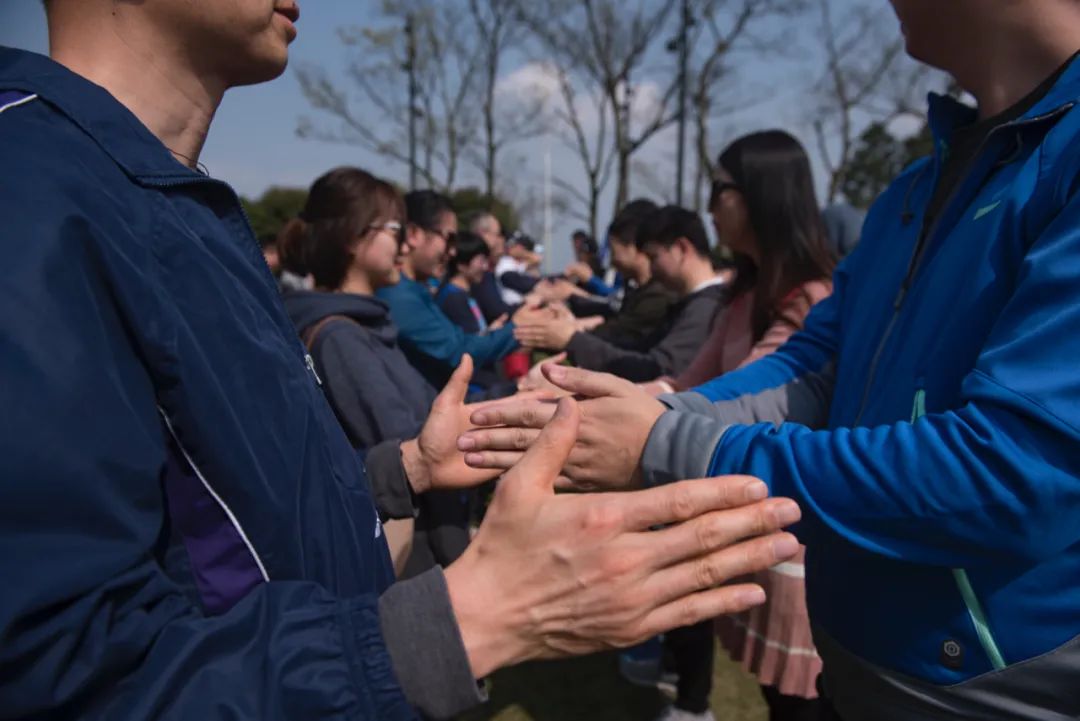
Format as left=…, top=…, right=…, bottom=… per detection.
left=665, top=620, right=715, bottom=713
left=761, top=684, right=823, bottom=721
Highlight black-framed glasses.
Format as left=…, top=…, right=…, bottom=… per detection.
left=426, top=227, right=457, bottom=245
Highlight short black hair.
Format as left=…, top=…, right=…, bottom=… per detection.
left=572, top=230, right=598, bottom=255
left=608, top=198, right=658, bottom=246
left=507, top=230, right=536, bottom=252
left=405, top=190, right=455, bottom=230
left=446, top=231, right=491, bottom=278
left=636, top=205, right=710, bottom=257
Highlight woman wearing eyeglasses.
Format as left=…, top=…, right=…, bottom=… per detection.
left=280, top=167, right=472, bottom=579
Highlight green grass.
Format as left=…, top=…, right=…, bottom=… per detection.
left=458, top=648, right=767, bottom=721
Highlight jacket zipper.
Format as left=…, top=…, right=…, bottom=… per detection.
left=140, top=172, right=323, bottom=388
left=852, top=103, right=1074, bottom=426
left=910, top=390, right=1006, bottom=670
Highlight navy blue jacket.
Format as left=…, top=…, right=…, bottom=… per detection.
left=0, top=48, right=420, bottom=720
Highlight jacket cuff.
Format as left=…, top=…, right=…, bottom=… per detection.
left=641, top=410, right=730, bottom=486
left=365, top=441, right=417, bottom=521
left=658, top=390, right=717, bottom=415
left=379, top=568, right=487, bottom=719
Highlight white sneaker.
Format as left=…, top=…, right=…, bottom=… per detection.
left=652, top=706, right=716, bottom=721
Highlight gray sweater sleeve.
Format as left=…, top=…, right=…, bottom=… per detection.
left=658, top=360, right=837, bottom=427
left=379, top=568, right=487, bottom=719
left=641, top=361, right=837, bottom=486
left=364, top=440, right=417, bottom=521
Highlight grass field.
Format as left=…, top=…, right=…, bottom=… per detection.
left=458, top=648, right=768, bottom=721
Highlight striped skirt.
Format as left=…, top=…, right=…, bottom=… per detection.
left=715, top=546, right=821, bottom=699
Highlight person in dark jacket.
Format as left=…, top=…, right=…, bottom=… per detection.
left=377, top=192, right=520, bottom=389
left=468, top=210, right=518, bottom=320
left=515, top=200, right=677, bottom=362
left=516, top=206, right=729, bottom=382
left=0, top=3, right=804, bottom=720
left=436, top=231, right=495, bottom=335
left=278, top=167, right=473, bottom=579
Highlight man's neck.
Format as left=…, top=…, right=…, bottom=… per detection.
left=48, top=5, right=224, bottom=166
left=956, top=16, right=1080, bottom=119
left=680, top=259, right=719, bottom=296
left=629, top=258, right=651, bottom=285
left=401, top=261, right=427, bottom=284
left=450, top=276, right=470, bottom=291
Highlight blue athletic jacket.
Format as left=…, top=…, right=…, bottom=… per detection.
left=0, top=48, right=418, bottom=720
left=643, top=58, right=1080, bottom=719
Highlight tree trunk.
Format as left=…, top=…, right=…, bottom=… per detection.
left=483, top=35, right=499, bottom=201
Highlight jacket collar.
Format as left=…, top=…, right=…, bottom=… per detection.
left=927, top=51, right=1080, bottom=141
left=0, top=47, right=204, bottom=182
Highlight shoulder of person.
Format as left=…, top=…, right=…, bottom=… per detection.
left=1, top=90, right=161, bottom=252
left=315, top=316, right=388, bottom=351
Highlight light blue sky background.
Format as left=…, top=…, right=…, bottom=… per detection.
left=0, top=0, right=925, bottom=271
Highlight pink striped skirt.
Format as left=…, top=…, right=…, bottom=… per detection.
left=715, top=546, right=821, bottom=699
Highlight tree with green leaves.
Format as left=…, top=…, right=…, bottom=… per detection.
left=839, top=121, right=933, bottom=209
left=241, top=186, right=308, bottom=241
left=450, top=186, right=521, bottom=232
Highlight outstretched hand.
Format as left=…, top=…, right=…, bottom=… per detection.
left=458, top=363, right=666, bottom=490
left=444, top=397, right=801, bottom=678
left=401, top=354, right=553, bottom=494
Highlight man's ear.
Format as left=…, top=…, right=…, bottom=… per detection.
left=674, top=236, right=694, bottom=260
left=405, top=224, right=424, bottom=250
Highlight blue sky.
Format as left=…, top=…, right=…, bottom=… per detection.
left=0, top=0, right=921, bottom=272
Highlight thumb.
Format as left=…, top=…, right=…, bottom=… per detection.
left=541, top=363, right=627, bottom=399
left=434, top=354, right=474, bottom=411
left=500, top=397, right=579, bottom=498
left=545, top=351, right=568, bottom=366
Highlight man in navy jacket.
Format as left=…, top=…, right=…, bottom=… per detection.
left=0, top=2, right=801, bottom=719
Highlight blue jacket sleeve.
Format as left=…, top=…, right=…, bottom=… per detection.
left=391, top=285, right=518, bottom=368
left=584, top=275, right=616, bottom=297
left=701, top=193, right=1080, bottom=569
left=0, top=217, right=416, bottom=720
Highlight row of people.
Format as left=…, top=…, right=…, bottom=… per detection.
left=6, top=1, right=1080, bottom=720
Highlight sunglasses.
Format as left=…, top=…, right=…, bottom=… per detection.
left=426, top=227, right=457, bottom=245
left=712, top=180, right=740, bottom=195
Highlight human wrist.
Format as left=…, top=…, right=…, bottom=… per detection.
left=443, top=558, right=526, bottom=678
left=400, top=439, right=430, bottom=495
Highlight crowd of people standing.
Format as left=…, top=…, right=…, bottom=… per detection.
left=4, top=1, right=1080, bottom=720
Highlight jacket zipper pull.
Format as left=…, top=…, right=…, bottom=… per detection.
left=305, top=353, right=323, bottom=387
left=894, top=285, right=908, bottom=311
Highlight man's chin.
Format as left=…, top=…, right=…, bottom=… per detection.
left=229, top=49, right=291, bottom=88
